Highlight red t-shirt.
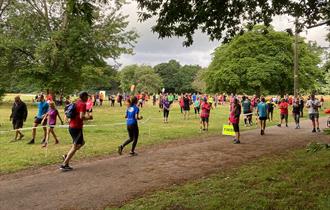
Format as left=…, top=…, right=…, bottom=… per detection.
left=200, top=102, right=211, bottom=118
left=279, top=102, right=289, bottom=115
left=69, top=100, right=86, bottom=129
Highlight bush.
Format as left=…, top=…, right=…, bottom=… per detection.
left=0, top=88, right=5, bottom=101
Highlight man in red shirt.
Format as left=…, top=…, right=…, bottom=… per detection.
left=60, top=91, right=92, bottom=171
left=200, top=98, right=211, bottom=131
left=277, top=98, right=289, bottom=127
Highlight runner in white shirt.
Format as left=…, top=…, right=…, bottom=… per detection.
left=306, top=94, right=321, bottom=132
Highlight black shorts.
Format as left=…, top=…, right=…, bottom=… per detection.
left=12, top=119, right=23, bottom=129
left=259, top=117, right=267, bottom=121
left=232, top=123, right=239, bottom=132
left=201, top=117, right=209, bottom=123
left=34, top=117, right=47, bottom=126
left=69, top=128, right=85, bottom=145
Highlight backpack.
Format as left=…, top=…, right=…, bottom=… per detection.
left=65, top=103, right=76, bottom=119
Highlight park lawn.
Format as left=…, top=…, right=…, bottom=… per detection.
left=0, top=100, right=328, bottom=174
left=109, top=148, right=330, bottom=210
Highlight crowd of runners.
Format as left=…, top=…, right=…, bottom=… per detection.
left=7, top=91, right=326, bottom=171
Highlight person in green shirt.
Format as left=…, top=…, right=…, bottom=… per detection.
left=194, top=97, right=201, bottom=118
left=168, top=93, right=174, bottom=105
left=242, top=96, right=252, bottom=126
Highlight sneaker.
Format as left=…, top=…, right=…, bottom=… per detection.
left=62, top=154, right=67, bottom=161
left=118, top=145, right=123, bottom=155
left=27, top=139, right=35, bottom=144
left=312, top=128, right=316, bottom=133
left=60, top=164, right=73, bottom=171
left=18, top=134, right=24, bottom=140
left=317, top=128, right=321, bottom=132
left=233, top=139, right=241, bottom=144
left=41, top=143, right=47, bottom=148
left=295, top=125, right=299, bottom=129
left=41, top=139, right=46, bottom=144
left=129, top=151, right=138, bottom=156
left=55, top=140, right=59, bottom=144
left=277, top=124, right=281, bottom=127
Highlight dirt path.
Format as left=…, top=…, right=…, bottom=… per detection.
left=1, top=118, right=330, bottom=210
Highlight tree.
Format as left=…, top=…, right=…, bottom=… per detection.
left=205, top=25, right=323, bottom=96
left=175, top=64, right=201, bottom=93
left=0, top=0, right=137, bottom=94
left=136, top=0, right=329, bottom=46
left=154, top=59, right=181, bottom=93
left=119, top=65, right=163, bottom=94
left=192, top=68, right=207, bottom=93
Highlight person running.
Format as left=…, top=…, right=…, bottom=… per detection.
left=118, top=96, right=142, bottom=156
left=110, top=94, right=115, bottom=107
left=229, top=98, right=241, bottom=144
left=299, top=96, right=305, bottom=117
left=242, top=96, right=252, bottom=126
left=168, top=93, right=174, bottom=105
left=179, top=94, right=184, bottom=114
left=292, top=98, right=301, bottom=129
left=266, top=99, right=275, bottom=121
left=257, top=97, right=268, bottom=135
left=194, top=97, right=201, bottom=117
left=86, top=95, right=94, bottom=119
left=306, top=94, right=321, bottom=132
left=277, top=98, right=289, bottom=127
left=10, top=96, right=28, bottom=141
left=60, top=91, right=93, bottom=171
left=41, top=101, right=64, bottom=147
left=163, top=97, right=171, bottom=123
left=200, top=98, right=211, bottom=131
left=28, top=95, right=49, bottom=144
left=183, top=94, right=190, bottom=120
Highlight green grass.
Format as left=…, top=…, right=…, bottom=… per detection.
left=0, top=98, right=329, bottom=174
left=108, top=149, right=330, bottom=210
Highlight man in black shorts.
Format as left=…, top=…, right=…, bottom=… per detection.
left=10, top=96, right=28, bottom=141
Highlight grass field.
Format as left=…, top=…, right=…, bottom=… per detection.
left=109, top=148, right=330, bottom=210
left=0, top=96, right=329, bottom=174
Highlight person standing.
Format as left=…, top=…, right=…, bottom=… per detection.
left=28, top=95, right=49, bottom=144
left=163, top=97, right=171, bottom=123
left=292, top=98, right=301, bottom=129
left=60, top=92, right=92, bottom=171
left=200, top=98, right=211, bottom=131
left=266, top=99, right=275, bottom=121
left=118, top=96, right=142, bottom=156
left=299, top=96, right=305, bottom=117
left=306, top=94, right=321, bottom=132
left=257, top=97, right=268, bottom=135
left=229, top=98, right=241, bottom=144
left=242, top=96, right=252, bottom=126
left=183, top=94, right=190, bottom=120
left=277, top=98, right=289, bottom=127
left=194, top=97, right=201, bottom=117
left=10, top=96, right=28, bottom=141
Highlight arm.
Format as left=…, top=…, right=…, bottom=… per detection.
left=41, top=113, right=48, bottom=125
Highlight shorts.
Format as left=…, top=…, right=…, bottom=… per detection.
left=201, top=117, right=209, bottom=123
left=34, top=117, right=47, bottom=126
left=69, top=128, right=85, bottom=145
left=243, top=111, right=252, bottom=117
left=309, top=113, right=319, bottom=120
left=280, top=114, right=288, bottom=120
left=12, top=119, right=23, bottom=129
left=259, top=117, right=267, bottom=121
left=232, top=123, right=239, bottom=132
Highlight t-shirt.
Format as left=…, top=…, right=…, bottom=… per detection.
left=86, top=99, right=93, bottom=110
left=200, top=102, right=211, bottom=118
left=69, top=100, right=86, bottom=129
left=242, top=100, right=251, bottom=113
left=279, top=102, right=289, bottom=115
left=194, top=100, right=200, bottom=108
left=48, top=108, right=58, bottom=125
left=306, top=99, right=320, bottom=114
left=192, top=94, right=197, bottom=102
left=168, top=95, right=174, bottom=102
left=267, top=102, right=275, bottom=111
left=37, top=101, right=49, bottom=119
left=257, top=102, right=268, bottom=118
left=229, top=104, right=241, bottom=124
left=292, top=102, right=300, bottom=114
left=163, top=100, right=170, bottom=110
left=126, top=105, right=139, bottom=126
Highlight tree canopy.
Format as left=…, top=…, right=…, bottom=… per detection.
left=205, top=25, right=323, bottom=96
left=136, top=0, right=329, bottom=46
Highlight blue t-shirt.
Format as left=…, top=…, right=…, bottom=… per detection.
left=192, top=95, right=197, bottom=102
left=37, top=101, right=49, bottom=119
left=257, top=102, right=268, bottom=118
left=126, top=105, right=139, bottom=126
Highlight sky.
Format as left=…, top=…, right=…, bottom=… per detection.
left=116, top=1, right=329, bottom=68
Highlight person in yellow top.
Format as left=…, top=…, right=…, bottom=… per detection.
left=266, top=99, right=276, bottom=121
left=207, top=95, right=214, bottom=108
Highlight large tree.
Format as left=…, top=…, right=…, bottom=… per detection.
left=0, top=0, right=137, bottom=94
left=136, top=0, right=329, bottom=46
left=205, top=25, right=323, bottom=96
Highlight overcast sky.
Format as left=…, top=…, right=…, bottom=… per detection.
left=116, top=1, right=329, bottom=68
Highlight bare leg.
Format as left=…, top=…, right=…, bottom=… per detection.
left=50, top=128, right=59, bottom=143
left=63, top=144, right=82, bottom=165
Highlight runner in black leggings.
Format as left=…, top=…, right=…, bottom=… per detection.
left=118, top=96, right=142, bottom=156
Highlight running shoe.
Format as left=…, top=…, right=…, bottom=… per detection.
left=60, top=165, right=73, bottom=171
left=312, top=128, right=316, bottom=133
left=129, top=151, right=138, bottom=156
left=317, top=128, right=321, bottom=132
left=118, top=145, right=123, bottom=155
left=27, top=139, right=35, bottom=144
left=233, top=139, right=241, bottom=144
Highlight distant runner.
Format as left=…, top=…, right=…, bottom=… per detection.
left=306, top=94, right=321, bottom=132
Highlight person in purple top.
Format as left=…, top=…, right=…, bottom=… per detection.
left=41, top=101, right=64, bottom=147
left=163, top=97, right=171, bottom=123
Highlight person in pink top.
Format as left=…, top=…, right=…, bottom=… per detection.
left=41, top=101, right=64, bottom=147
left=200, top=98, right=211, bottom=131
left=86, top=95, right=94, bottom=119
left=277, top=98, right=289, bottom=127
left=229, top=98, right=241, bottom=144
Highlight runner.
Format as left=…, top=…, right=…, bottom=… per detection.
left=60, top=91, right=93, bottom=171
left=28, top=94, right=49, bottom=144
left=200, top=98, right=211, bottom=131
left=306, top=94, right=321, bottom=132
left=242, top=96, right=252, bottom=126
left=183, top=94, right=190, bottom=120
left=10, top=96, right=28, bottom=141
left=194, top=96, right=201, bottom=118
left=168, top=93, right=174, bottom=105
left=229, top=98, right=241, bottom=144
left=86, top=95, right=94, bottom=119
left=292, top=98, right=301, bottom=129
left=277, top=98, right=289, bottom=127
left=41, top=101, right=64, bottom=147
left=163, top=97, right=171, bottom=123
left=320, top=96, right=325, bottom=109
left=257, top=97, right=268, bottom=135
left=299, top=96, right=305, bottom=117
left=118, top=96, right=142, bottom=156
left=179, top=94, right=184, bottom=114
left=266, top=98, right=276, bottom=121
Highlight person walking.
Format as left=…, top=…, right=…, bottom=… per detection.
left=200, top=98, right=211, bottom=131
left=60, top=91, right=93, bottom=171
left=183, top=94, right=190, bottom=120
left=266, top=99, right=275, bottom=121
left=28, top=94, right=49, bottom=144
left=299, top=96, right=305, bottom=117
left=10, top=96, right=28, bottom=141
left=292, top=98, right=301, bottom=129
left=277, top=98, right=289, bottom=127
left=306, top=94, right=321, bottom=132
left=163, top=97, right=171, bottom=123
left=257, top=97, right=268, bottom=135
left=193, top=97, right=201, bottom=118
left=229, top=98, right=241, bottom=144
left=242, top=96, right=252, bottom=126
left=118, top=96, right=142, bottom=156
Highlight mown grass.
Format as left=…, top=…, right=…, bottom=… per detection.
left=0, top=96, right=328, bottom=174
left=109, top=149, right=330, bottom=210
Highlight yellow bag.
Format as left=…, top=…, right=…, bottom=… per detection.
left=222, top=124, right=235, bottom=136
